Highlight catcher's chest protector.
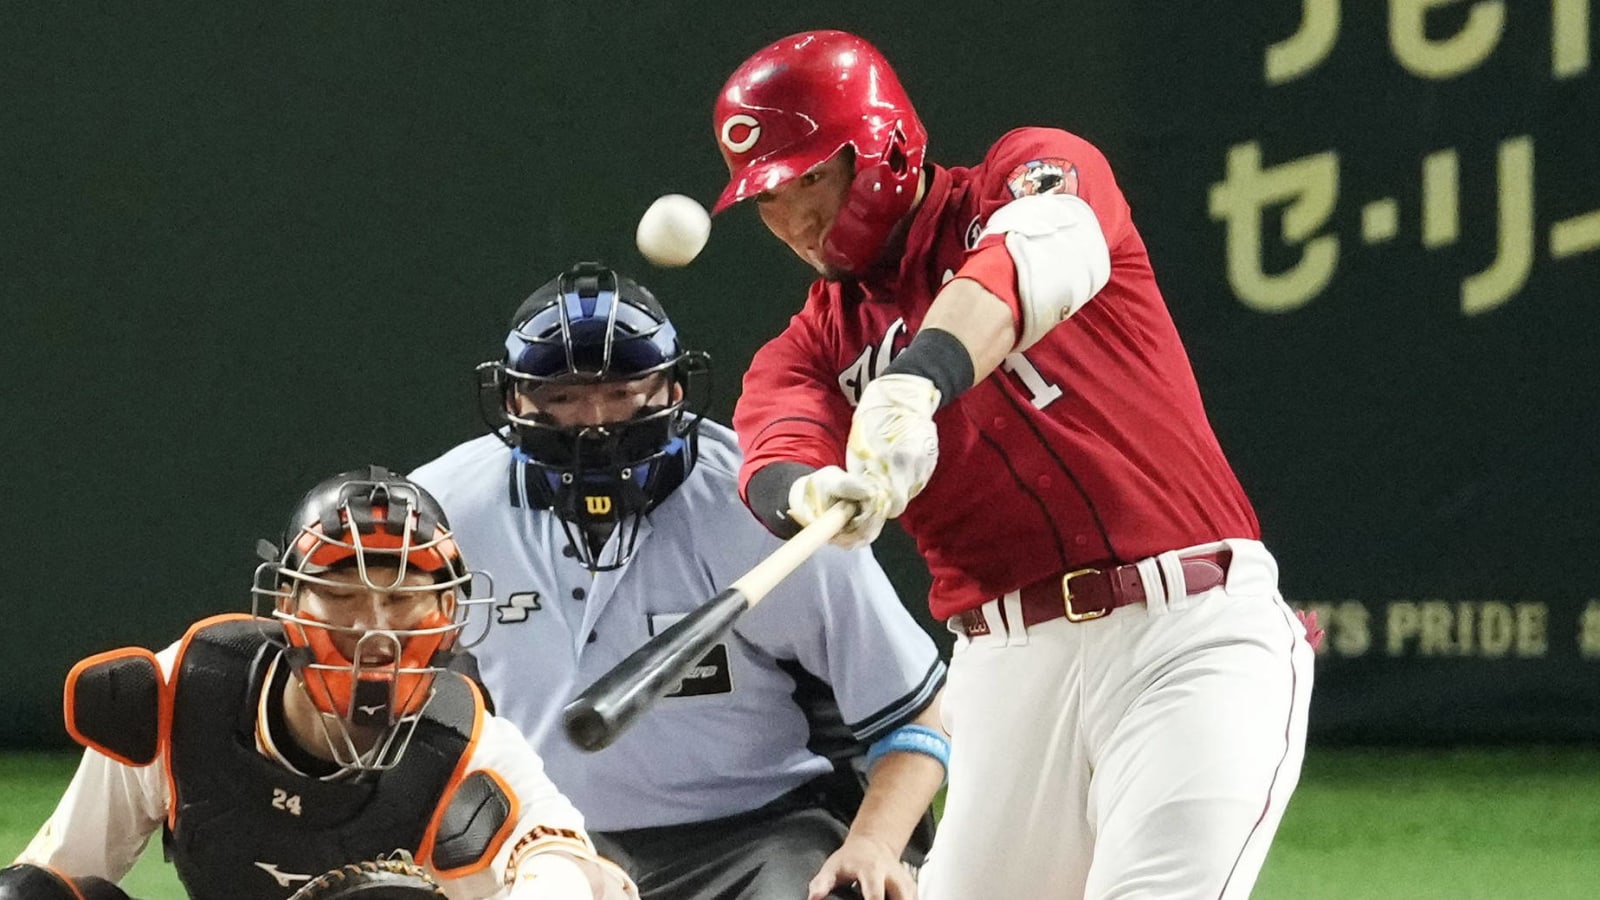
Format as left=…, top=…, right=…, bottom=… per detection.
left=162, top=621, right=476, bottom=900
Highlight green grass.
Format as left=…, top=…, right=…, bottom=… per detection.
left=4, top=748, right=1598, bottom=898
left=1254, top=747, right=1600, bottom=899
left=0, top=754, right=180, bottom=899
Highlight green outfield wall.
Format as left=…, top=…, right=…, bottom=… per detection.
left=5, top=2, right=1597, bottom=747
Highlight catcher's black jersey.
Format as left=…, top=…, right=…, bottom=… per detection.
left=162, top=620, right=476, bottom=900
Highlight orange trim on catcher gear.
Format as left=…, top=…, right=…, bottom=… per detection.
left=35, top=864, right=89, bottom=900
left=428, top=766, right=522, bottom=880
left=62, top=646, right=167, bottom=769
left=500, top=824, right=602, bottom=889
left=163, top=613, right=256, bottom=831
left=416, top=676, right=488, bottom=868
left=293, top=505, right=461, bottom=573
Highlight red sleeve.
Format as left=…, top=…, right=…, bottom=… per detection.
left=954, top=126, right=1133, bottom=330
left=732, top=285, right=855, bottom=504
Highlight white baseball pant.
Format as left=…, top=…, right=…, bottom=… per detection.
left=920, top=539, right=1314, bottom=900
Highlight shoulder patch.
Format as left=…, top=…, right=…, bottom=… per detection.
left=1005, top=158, right=1079, bottom=199
left=65, top=648, right=167, bottom=767
left=430, top=770, right=516, bottom=875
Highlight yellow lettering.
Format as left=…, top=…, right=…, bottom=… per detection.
left=1390, top=0, right=1506, bottom=79
left=1304, top=601, right=1372, bottom=656
left=1422, top=149, right=1460, bottom=248
left=1579, top=601, right=1600, bottom=658
left=1514, top=603, right=1548, bottom=656
left=1553, top=0, right=1591, bottom=78
left=1266, top=0, right=1343, bottom=83
left=1461, top=136, right=1535, bottom=315
left=1359, top=601, right=1552, bottom=658
left=1388, top=602, right=1421, bottom=655
left=1209, top=143, right=1340, bottom=313
left=1478, top=602, right=1515, bottom=657
left=1454, top=602, right=1476, bottom=653
left=1550, top=209, right=1600, bottom=259
left=1333, top=601, right=1372, bottom=656
left=1419, top=601, right=1455, bottom=655
left=584, top=496, right=612, bottom=515
left=1362, top=199, right=1400, bottom=244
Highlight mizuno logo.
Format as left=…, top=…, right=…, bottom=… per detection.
left=254, top=862, right=312, bottom=887
left=357, top=703, right=385, bottom=716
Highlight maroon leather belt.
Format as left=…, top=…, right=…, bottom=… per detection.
left=952, top=550, right=1232, bottom=637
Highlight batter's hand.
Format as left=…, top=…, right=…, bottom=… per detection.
left=846, top=374, right=940, bottom=518
left=789, top=466, right=892, bottom=549
left=807, top=834, right=917, bottom=900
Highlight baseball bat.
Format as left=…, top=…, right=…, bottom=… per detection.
left=562, top=501, right=854, bottom=752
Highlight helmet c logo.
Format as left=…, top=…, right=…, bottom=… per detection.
left=721, top=115, right=761, bottom=153
left=585, top=496, right=613, bottom=515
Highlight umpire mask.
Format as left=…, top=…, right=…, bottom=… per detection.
left=480, top=263, right=710, bottom=571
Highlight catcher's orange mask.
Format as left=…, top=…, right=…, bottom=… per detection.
left=252, top=468, right=481, bottom=771
left=283, top=601, right=455, bottom=727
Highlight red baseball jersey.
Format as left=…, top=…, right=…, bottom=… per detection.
left=735, top=127, right=1259, bottom=619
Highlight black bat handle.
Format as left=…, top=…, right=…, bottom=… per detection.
left=562, top=587, right=750, bottom=752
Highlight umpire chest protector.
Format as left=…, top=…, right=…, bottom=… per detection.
left=97, top=619, right=483, bottom=900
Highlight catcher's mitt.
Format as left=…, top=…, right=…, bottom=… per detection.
left=287, top=854, right=447, bottom=900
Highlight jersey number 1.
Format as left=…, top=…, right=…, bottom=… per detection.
left=1001, top=352, right=1062, bottom=410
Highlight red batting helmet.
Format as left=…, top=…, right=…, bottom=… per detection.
left=712, top=30, right=928, bottom=275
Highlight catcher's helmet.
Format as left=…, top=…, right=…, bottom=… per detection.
left=480, top=262, right=709, bottom=571
left=712, top=30, right=927, bottom=276
left=252, top=466, right=479, bottom=772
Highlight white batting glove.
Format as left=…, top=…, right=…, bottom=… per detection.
left=788, top=465, right=893, bottom=550
left=846, top=373, right=941, bottom=518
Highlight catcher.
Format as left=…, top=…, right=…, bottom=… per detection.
left=3, top=467, right=637, bottom=900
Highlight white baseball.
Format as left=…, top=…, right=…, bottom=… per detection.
left=636, top=194, right=711, bottom=268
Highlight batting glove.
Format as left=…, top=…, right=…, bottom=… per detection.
left=846, top=373, right=941, bottom=518
left=788, top=465, right=893, bottom=550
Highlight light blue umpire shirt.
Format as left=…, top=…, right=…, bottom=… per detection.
left=411, top=420, right=946, bottom=831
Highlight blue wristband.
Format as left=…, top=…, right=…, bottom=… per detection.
left=866, top=724, right=950, bottom=776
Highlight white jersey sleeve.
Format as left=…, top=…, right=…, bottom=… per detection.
left=15, top=645, right=178, bottom=880
left=15, top=748, right=169, bottom=880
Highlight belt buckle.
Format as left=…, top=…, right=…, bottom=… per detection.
left=1062, top=568, right=1106, bottom=622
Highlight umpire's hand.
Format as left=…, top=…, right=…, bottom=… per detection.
left=808, top=833, right=917, bottom=900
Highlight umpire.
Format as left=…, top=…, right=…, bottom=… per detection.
left=411, top=263, right=948, bottom=900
